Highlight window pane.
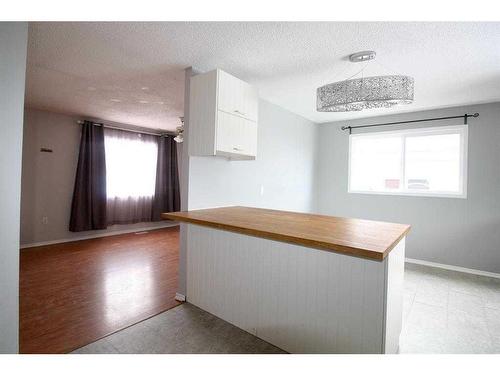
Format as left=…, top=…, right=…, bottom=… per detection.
left=405, top=133, right=461, bottom=193
left=350, top=135, right=402, bottom=192
left=105, top=134, right=158, bottom=198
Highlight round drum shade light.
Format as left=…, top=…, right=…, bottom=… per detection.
left=316, top=51, right=414, bottom=112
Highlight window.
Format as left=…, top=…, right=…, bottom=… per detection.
left=348, top=125, right=468, bottom=198
left=104, top=131, right=158, bottom=199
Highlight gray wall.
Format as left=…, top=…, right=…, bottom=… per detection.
left=20, top=108, right=177, bottom=246
left=0, top=22, right=28, bottom=353
left=315, top=102, right=500, bottom=274
left=188, top=99, right=318, bottom=211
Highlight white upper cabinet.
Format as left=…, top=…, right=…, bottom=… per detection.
left=216, top=111, right=257, bottom=158
left=217, top=70, right=258, bottom=122
left=188, top=69, right=258, bottom=160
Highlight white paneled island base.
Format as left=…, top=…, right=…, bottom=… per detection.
left=163, top=206, right=409, bottom=354
left=186, top=227, right=405, bottom=354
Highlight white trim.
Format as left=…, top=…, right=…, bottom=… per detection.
left=405, top=258, right=500, bottom=279
left=348, top=124, right=468, bottom=199
left=20, top=222, right=179, bottom=249
left=175, top=293, right=186, bottom=302
left=348, top=190, right=467, bottom=199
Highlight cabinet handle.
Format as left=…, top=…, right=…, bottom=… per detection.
left=232, top=147, right=244, bottom=151
left=233, top=109, right=246, bottom=116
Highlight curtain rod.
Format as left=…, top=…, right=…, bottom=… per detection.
left=76, top=120, right=176, bottom=137
left=341, top=113, right=479, bottom=134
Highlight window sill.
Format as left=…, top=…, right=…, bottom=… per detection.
left=347, top=189, right=467, bottom=199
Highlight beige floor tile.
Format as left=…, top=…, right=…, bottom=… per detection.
left=414, top=280, right=449, bottom=308
left=445, top=309, right=493, bottom=353
left=448, top=290, right=485, bottom=315
left=399, top=302, right=448, bottom=354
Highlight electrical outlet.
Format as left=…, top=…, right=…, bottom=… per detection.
left=42, top=216, right=49, bottom=225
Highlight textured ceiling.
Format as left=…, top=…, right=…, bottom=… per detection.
left=26, top=22, right=500, bottom=131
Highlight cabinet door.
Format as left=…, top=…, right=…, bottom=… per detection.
left=241, top=118, right=257, bottom=156
left=218, top=70, right=258, bottom=122
left=216, top=111, right=257, bottom=157
left=241, top=84, right=259, bottom=122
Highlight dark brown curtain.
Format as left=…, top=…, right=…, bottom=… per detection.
left=69, top=121, right=107, bottom=231
left=151, top=135, right=180, bottom=220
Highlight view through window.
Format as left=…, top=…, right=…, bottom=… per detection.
left=104, top=132, right=158, bottom=199
left=348, top=125, right=467, bottom=197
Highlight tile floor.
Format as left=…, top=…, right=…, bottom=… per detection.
left=73, top=263, right=500, bottom=354
left=72, top=303, right=284, bottom=354
left=400, top=263, right=500, bottom=353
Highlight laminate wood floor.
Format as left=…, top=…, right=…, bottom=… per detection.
left=20, top=226, right=180, bottom=354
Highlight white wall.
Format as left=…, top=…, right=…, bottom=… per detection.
left=177, top=98, right=318, bottom=296
left=20, top=108, right=177, bottom=246
left=315, top=102, right=500, bottom=274
left=177, top=68, right=196, bottom=297
left=0, top=22, right=28, bottom=353
left=188, top=99, right=318, bottom=211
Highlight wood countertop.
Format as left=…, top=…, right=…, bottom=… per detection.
left=162, top=206, right=410, bottom=261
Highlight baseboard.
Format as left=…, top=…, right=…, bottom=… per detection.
left=20, top=222, right=179, bottom=249
left=405, top=257, right=500, bottom=279
left=175, top=293, right=186, bottom=302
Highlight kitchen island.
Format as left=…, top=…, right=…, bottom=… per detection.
left=162, top=206, right=411, bottom=354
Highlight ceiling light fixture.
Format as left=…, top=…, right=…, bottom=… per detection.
left=174, top=117, right=184, bottom=143
left=316, top=51, right=414, bottom=112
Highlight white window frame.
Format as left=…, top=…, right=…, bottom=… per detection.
left=347, top=125, right=468, bottom=199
